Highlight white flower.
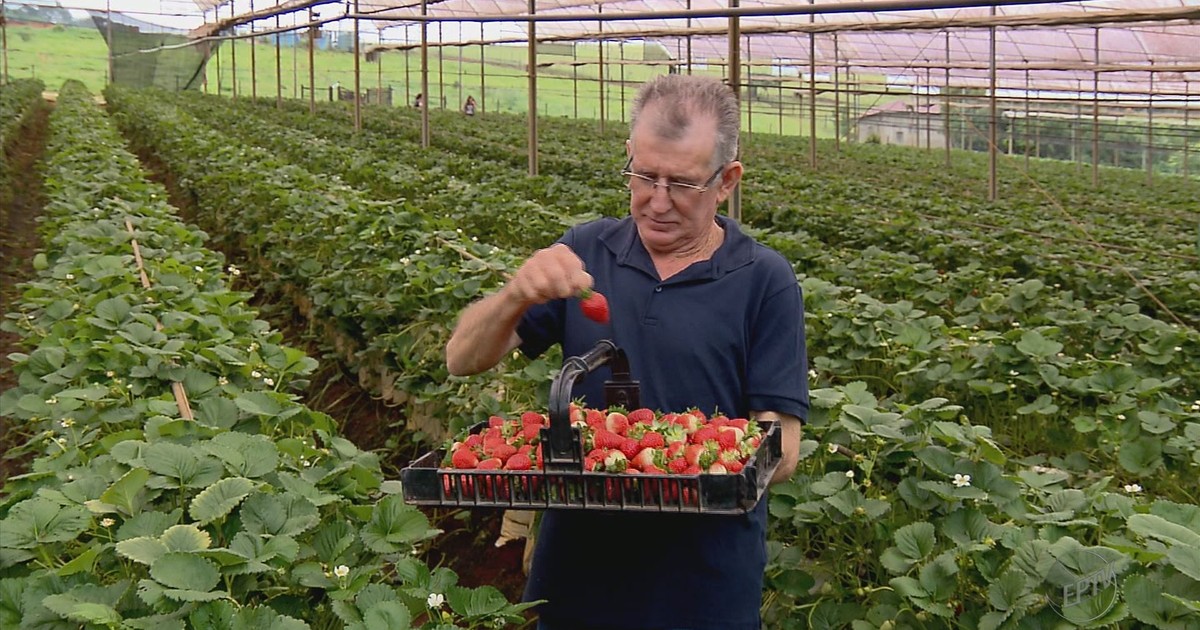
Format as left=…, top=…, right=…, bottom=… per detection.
left=827, top=443, right=839, bottom=454
left=1009, top=370, right=1019, bottom=376
left=854, top=288, right=862, bottom=294
left=1011, top=322, right=1020, bottom=328
left=952, top=473, right=972, bottom=488
left=1123, top=483, right=1142, bottom=494
left=54, top=437, right=66, bottom=446
left=845, top=470, right=855, bottom=479
left=333, top=565, right=350, bottom=578
left=968, top=336, right=978, bottom=341
left=100, top=518, right=115, bottom=527
left=808, top=369, right=818, bottom=380
left=227, top=265, right=241, bottom=276
left=251, top=370, right=262, bottom=378
left=106, top=370, right=116, bottom=378
left=400, top=257, right=410, bottom=264
left=59, top=418, right=74, bottom=428
left=1192, top=403, right=1199, bottom=412
left=455, top=228, right=463, bottom=234
left=427, top=592, right=445, bottom=609
left=249, top=342, right=259, bottom=352
left=45, top=397, right=58, bottom=405
left=65, top=273, right=75, bottom=280
left=218, top=377, right=229, bottom=386
left=491, top=247, right=500, bottom=254
left=1174, top=346, right=1183, bottom=352
left=194, top=266, right=203, bottom=272
left=1117, top=414, right=1126, bottom=420
left=471, top=236, right=478, bottom=242
left=263, top=377, right=275, bottom=386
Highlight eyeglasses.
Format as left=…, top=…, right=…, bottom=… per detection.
left=621, top=156, right=727, bottom=202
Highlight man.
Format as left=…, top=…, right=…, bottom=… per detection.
left=446, top=74, right=808, bottom=630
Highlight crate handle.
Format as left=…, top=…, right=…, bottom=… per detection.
left=544, top=340, right=622, bottom=471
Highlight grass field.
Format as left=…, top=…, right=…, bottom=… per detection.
left=2, top=23, right=914, bottom=138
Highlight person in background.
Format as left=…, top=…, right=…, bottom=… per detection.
left=445, top=74, right=808, bottom=630
left=413, top=93, right=424, bottom=109
left=463, top=95, right=477, bottom=116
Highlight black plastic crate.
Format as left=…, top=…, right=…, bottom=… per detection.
left=400, top=341, right=783, bottom=515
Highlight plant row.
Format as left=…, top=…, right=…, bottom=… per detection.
left=0, top=78, right=45, bottom=209
left=0, top=81, right=532, bottom=629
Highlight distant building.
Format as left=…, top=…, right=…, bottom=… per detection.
left=857, top=100, right=945, bottom=148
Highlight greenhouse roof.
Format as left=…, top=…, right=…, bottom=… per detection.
left=199, top=0, right=1200, bottom=94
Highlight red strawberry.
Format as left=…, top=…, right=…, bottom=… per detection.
left=691, top=425, right=720, bottom=445
left=666, top=441, right=686, bottom=459
left=708, top=462, right=729, bottom=474
left=720, top=425, right=745, bottom=444
left=490, top=443, right=517, bottom=462
left=585, top=408, right=607, bottom=429
left=463, top=434, right=483, bottom=449
left=488, top=415, right=506, bottom=428
left=668, top=458, right=689, bottom=474
left=642, top=464, right=666, bottom=475
left=593, top=429, right=624, bottom=450
left=638, top=432, right=665, bottom=450
left=605, top=412, right=630, bottom=435
left=674, top=413, right=700, bottom=432
left=536, top=444, right=544, bottom=469
left=683, top=464, right=702, bottom=475
left=451, top=448, right=479, bottom=469
left=710, top=415, right=730, bottom=428
left=520, top=424, right=542, bottom=442
left=627, top=408, right=656, bottom=425
left=477, top=457, right=503, bottom=470
left=504, top=453, right=533, bottom=470
left=728, top=418, right=749, bottom=431
left=631, top=447, right=663, bottom=471
left=520, top=411, right=546, bottom=427
left=619, top=438, right=640, bottom=460
left=579, top=289, right=610, bottom=324
left=689, top=408, right=708, bottom=422
left=603, top=450, right=628, bottom=473
left=716, top=429, right=737, bottom=450
left=725, top=460, right=745, bottom=474
left=584, top=454, right=603, bottom=471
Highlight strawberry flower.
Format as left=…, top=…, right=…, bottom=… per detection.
left=952, top=473, right=972, bottom=488
left=333, top=565, right=349, bottom=578
left=1123, top=483, right=1142, bottom=494
left=427, top=592, right=445, bottom=609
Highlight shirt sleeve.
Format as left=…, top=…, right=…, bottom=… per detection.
left=745, top=259, right=810, bottom=422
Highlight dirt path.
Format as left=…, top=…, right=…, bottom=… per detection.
left=0, top=98, right=52, bottom=484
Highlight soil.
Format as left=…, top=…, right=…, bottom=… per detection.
left=0, top=97, right=51, bottom=485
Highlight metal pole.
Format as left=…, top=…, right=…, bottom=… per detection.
left=404, top=26, right=410, bottom=106
left=598, top=3, right=605, bottom=134
left=438, top=23, right=444, bottom=109
left=457, top=44, right=463, bottom=111
left=250, top=0, right=257, bottom=99
left=619, top=39, right=626, bottom=123
left=944, top=31, right=951, bottom=165
left=275, top=8, right=282, bottom=108
left=475, top=22, right=480, bottom=114
left=106, top=0, right=114, bottom=85
left=217, top=14, right=223, bottom=95
left=926, top=66, right=932, bottom=151
left=728, top=0, right=741, bottom=222
left=528, top=0, right=538, bottom=176
left=421, top=0, right=429, bottom=147
left=745, top=35, right=752, bottom=143
left=988, top=5, right=997, bottom=201
left=833, top=33, right=840, bottom=149
left=778, top=77, right=784, bottom=136
left=686, top=0, right=693, bottom=75
left=292, top=16, right=297, bottom=98
left=231, top=1, right=238, bottom=99
left=1, top=0, right=8, bottom=86
left=808, top=0, right=817, bottom=168
left=307, top=7, right=315, bottom=113
left=1092, top=28, right=1100, bottom=188
left=1146, top=69, right=1153, bottom=185
left=353, top=0, right=361, bottom=131
left=573, top=43, right=579, bottom=118
left=377, top=28, right=383, bottom=104
left=1024, top=69, right=1030, bottom=168
left=1185, top=82, right=1191, bottom=178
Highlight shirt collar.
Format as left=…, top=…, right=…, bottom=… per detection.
left=599, top=215, right=756, bottom=281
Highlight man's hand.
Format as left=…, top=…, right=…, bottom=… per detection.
left=753, top=410, right=803, bottom=485
left=504, top=243, right=594, bottom=308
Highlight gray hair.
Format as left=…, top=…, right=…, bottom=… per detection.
left=629, top=75, right=740, bottom=169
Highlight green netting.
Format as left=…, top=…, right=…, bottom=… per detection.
left=91, top=13, right=213, bottom=91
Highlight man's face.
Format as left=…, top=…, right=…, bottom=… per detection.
left=625, top=105, right=740, bottom=256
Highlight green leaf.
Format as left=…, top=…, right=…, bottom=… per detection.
left=150, top=552, right=221, bottom=592
left=204, top=433, right=279, bottom=478
left=241, top=492, right=320, bottom=537
left=0, top=497, right=91, bottom=548
left=987, top=569, right=1029, bottom=611
left=116, top=536, right=169, bottom=566
left=160, top=524, right=212, bottom=552
left=893, top=521, right=936, bottom=562
left=95, top=296, right=132, bottom=324
left=234, top=392, right=284, bottom=417
left=117, top=509, right=181, bottom=540
left=446, top=584, right=507, bottom=619
left=143, top=441, right=224, bottom=488
left=918, top=553, right=958, bottom=602
left=1127, top=514, right=1200, bottom=548
left=1015, top=330, right=1062, bottom=359
left=191, top=477, right=256, bottom=524
left=361, top=495, right=437, bottom=554
left=41, top=594, right=122, bottom=625
left=100, top=467, right=151, bottom=516
left=1117, top=438, right=1163, bottom=475
left=57, top=542, right=103, bottom=576
left=361, top=601, right=413, bottom=630
left=1165, top=545, right=1200, bottom=582
left=1124, top=574, right=1194, bottom=630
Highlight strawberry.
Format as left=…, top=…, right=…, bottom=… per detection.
left=477, top=457, right=503, bottom=470
left=691, top=425, right=720, bottom=445
left=463, top=434, right=483, bottom=449
left=728, top=418, right=750, bottom=431
left=627, top=408, right=656, bottom=425
left=638, top=431, right=665, bottom=450
left=593, top=428, right=624, bottom=450
left=579, top=289, right=610, bottom=324
left=668, top=457, right=689, bottom=474
left=665, top=441, right=686, bottom=459
left=683, top=464, right=702, bottom=475
left=490, top=443, right=517, bottom=462
left=674, top=412, right=700, bottom=432
left=720, top=425, right=745, bottom=444
left=716, top=429, right=738, bottom=450
left=451, top=447, right=479, bottom=469
left=603, top=450, right=628, bottom=473
left=642, top=464, right=666, bottom=475
left=708, top=462, right=728, bottom=474
left=605, top=411, right=630, bottom=435
left=684, top=443, right=718, bottom=469
left=710, top=415, right=729, bottom=428
left=631, top=447, right=664, bottom=471
left=520, top=424, right=542, bottom=442
left=504, top=453, right=533, bottom=470
left=520, top=411, right=546, bottom=427
left=725, top=460, right=745, bottom=474
left=619, top=438, right=641, bottom=460
left=488, top=415, right=506, bottom=428
left=689, top=408, right=708, bottom=422
left=585, top=408, right=607, bottom=430
left=584, top=454, right=603, bottom=471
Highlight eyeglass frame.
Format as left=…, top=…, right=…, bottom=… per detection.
left=620, top=156, right=728, bottom=199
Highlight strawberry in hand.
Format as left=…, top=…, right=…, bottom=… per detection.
left=579, top=289, right=610, bottom=324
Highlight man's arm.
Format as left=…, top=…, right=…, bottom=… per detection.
left=752, top=410, right=803, bottom=485
left=446, top=243, right=592, bottom=377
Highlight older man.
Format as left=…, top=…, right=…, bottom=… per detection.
left=446, top=74, right=808, bottom=630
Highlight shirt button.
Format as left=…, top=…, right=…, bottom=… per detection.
left=655, top=286, right=663, bottom=293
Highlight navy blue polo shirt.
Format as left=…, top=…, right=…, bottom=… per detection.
left=517, top=215, right=809, bottom=630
